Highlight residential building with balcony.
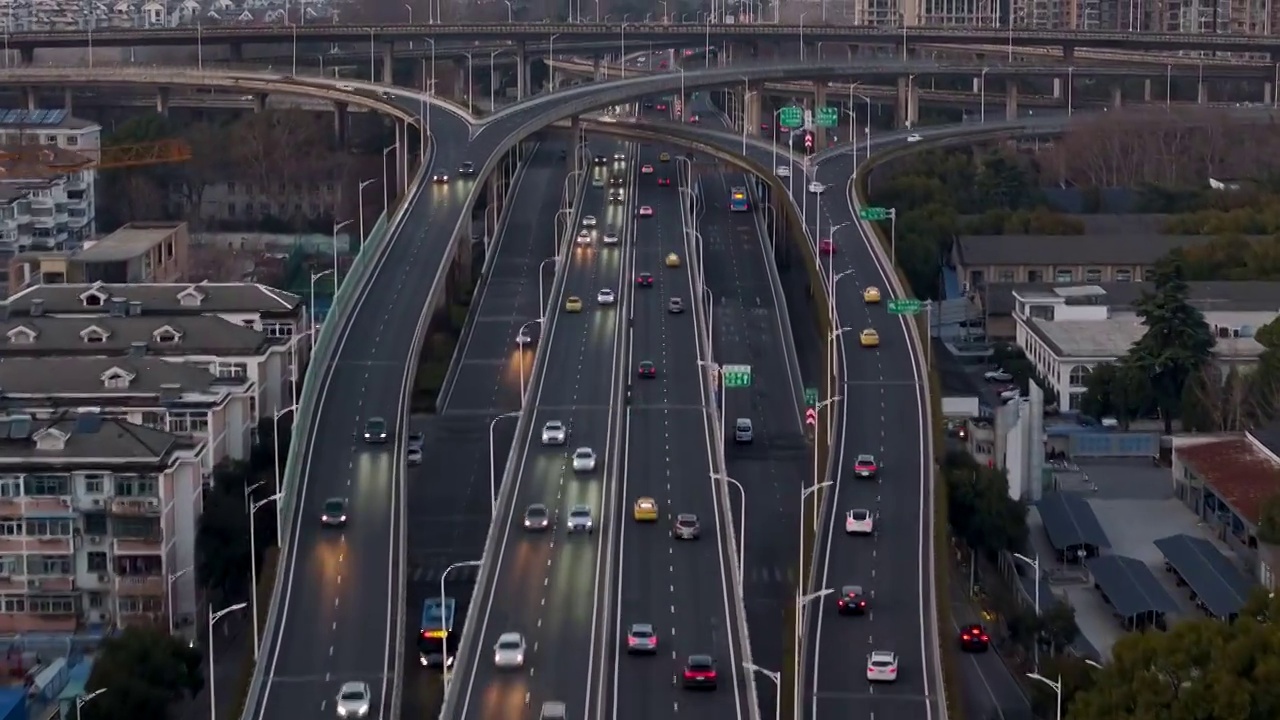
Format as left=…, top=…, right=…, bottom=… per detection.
left=6, top=222, right=189, bottom=295
left=0, top=356, right=254, bottom=474
left=0, top=302, right=295, bottom=428
left=0, top=410, right=203, bottom=635
left=4, top=281, right=309, bottom=412
left=0, top=109, right=101, bottom=158
left=1011, top=284, right=1280, bottom=412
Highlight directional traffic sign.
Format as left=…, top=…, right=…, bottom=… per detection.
left=805, top=408, right=817, bottom=426
left=804, top=387, right=818, bottom=407
left=723, top=364, right=753, bottom=388
left=888, top=299, right=924, bottom=315
left=815, top=106, right=839, bottom=128
left=779, top=105, right=804, bottom=129
left=858, top=206, right=892, bottom=222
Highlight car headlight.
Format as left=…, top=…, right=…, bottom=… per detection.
left=524, top=519, right=532, bottom=527
left=337, top=707, right=348, bottom=717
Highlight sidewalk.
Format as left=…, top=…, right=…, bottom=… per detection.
left=178, top=613, right=256, bottom=720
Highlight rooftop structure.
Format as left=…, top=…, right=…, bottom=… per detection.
left=7, top=222, right=191, bottom=293
left=6, top=280, right=301, bottom=317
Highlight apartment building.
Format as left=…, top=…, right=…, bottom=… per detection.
left=3, top=281, right=308, bottom=419
left=0, top=145, right=96, bottom=248
left=0, top=109, right=102, bottom=158
left=0, top=410, right=204, bottom=635
left=176, top=177, right=346, bottom=228
left=7, top=222, right=190, bottom=295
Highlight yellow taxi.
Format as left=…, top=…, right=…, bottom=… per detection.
left=859, top=328, right=880, bottom=348
left=564, top=296, right=583, bottom=312
left=666, top=252, right=682, bottom=268
left=863, top=287, right=881, bottom=304
left=659, top=152, right=671, bottom=162
left=633, top=496, right=659, bottom=522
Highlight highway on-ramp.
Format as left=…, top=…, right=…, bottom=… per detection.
left=610, top=140, right=749, bottom=720
left=450, top=140, right=632, bottom=720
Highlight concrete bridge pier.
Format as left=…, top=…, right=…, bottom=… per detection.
left=1052, top=77, right=1062, bottom=99
left=333, top=101, right=349, bottom=146
left=746, top=83, right=762, bottom=132
left=516, top=41, right=527, bottom=100
left=894, top=75, right=918, bottom=129
left=1110, top=84, right=1123, bottom=109
left=20, top=87, right=35, bottom=111
left=19, top=47, right=33, bottom=65
left=228, top=43, right=242, bottom=63
left=62, top=87, right=72, bottom=113
left=813, top=82, right=828, bottom=147
left=253, top=93, right=267, bottom=113
left=1005, top=79, right=1019, bottom=120
left=1198, top=80, right=1209, bottom=104
left=569, top=115, right=582, bottom=172
left=1062, top=45, right=1075, bottom=63
left=155, top=86, right=170, bottom=117
left=1265, top=82, right=1274, bottom=106
left=593, top=55, right=602, bottom=81
left=382, top=43, right=395, bottom=84
left=1143, top=78, right=1153, bottom=102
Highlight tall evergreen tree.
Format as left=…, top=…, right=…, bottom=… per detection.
left=1128, top=260, right=1216, bottom=434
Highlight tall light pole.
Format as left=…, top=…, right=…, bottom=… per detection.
left=381, top=142, right=399, bottom=215
left=357, top=178, right=376, bottom=247
left=619, top=22, right=628, bottom=78
left=75, top=688, right=108, bottom=717
left=538, top=256, right=557, bottom=322
left=441, top=560, right=483, bottom=687
left=980, top=67, right=990, bottom=124
left=807, top=411, right=837, bottom=530
left=503, top=0, right=513, bottom=20
left=489, top=49, right=511, bottom=109
left=309, top=270, right=333, bottom=340
left=744, top=663, right=780, bottom=720
left=167, top=566, right=192, bottom=638
left=248, top=492, right=283, bottom=660
left=792, top=587, right=833, bottom=720
left=331, top=219, right=352, bottom=285
left=208, top=602, right=249, bottom=720
left=404, top=2, right=412, bottom=21
left=270, top=405, right=297, bottom=544
left=489, top=411, right=520, bottom=514
left=549, top=33, right=561, bottom=92
left=712, top=473, right=745, bottom=578
left=1026, top=673, right=1063, bottom=720
left=516, top=320, right=542, bottom=403
left=1014, top=552, right=1041, bottom=669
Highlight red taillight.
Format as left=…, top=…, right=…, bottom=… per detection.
left=858, top=601, right=866, bottom=607
left=628, top=637, right=636, bottom=645
left=684, top=670, right=714, bottom=679
left=981, top=635, right=989, bottom=641
left=962, top=634, right=970, bottom=640
left=888, top=668, right=896, bottom=674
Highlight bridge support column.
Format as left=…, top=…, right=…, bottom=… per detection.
left=1198, top=80, right=1208, bottom=104
left=1062, top=45, right=1075, bottom=63
left=1110, top=84, right=1123, bottom=110
left=517, top=41, right=527, bottom=100
left=253, top=93, right=267, bottom=113
left=63, top=87, right=72, bottom=112
left=382, top=43, right=394, bottom=84
left=21, top=87, right=35, bottom=111
left=1005, top=80, right=1019, bottom=121
left=1265, top=82, right=1274, bottom=106
left=1143, top=78, right=1153, bottom=102
left=813, top=82, right=828, bottom=148
left=593, top=54, right=602, bottom=81
left=19, top=47, right=33, bottom=65
left=746, top=85, right=762, bottom=134
left=155, top=87, right=170, bottom=117
left=894, top=75, right=917, bottom=129
left=1052, top=77, right=1062, bottom=99
left=228, top=43, right=242, bottom=63
left=333, top=101, right=349, bottom=146
left=570, top=115, right=582, bottom=172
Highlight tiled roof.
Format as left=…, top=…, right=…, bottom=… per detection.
left=1176, top=437, right=1280, bottom=526
left=6, top=281, right=301, bottom=315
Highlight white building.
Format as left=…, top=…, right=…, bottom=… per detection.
left=1013, top=285, right=1275, bottom=413
left=0, top=410, right=204, bottom=635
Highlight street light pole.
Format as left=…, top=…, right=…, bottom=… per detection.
left=792, top=587, right=833, bottom=720
left=75, top=688, right=108, bottom=718
left=331, top=219, right=352, bottom=286
left=712, top=474, right=745, bottom=579
left=1026, top=673, right=1062, bottom=720
left=441, top=560, right=483, bottom=687
left=744, top=663, right=781, bottom=720
left=549, top=33, right=561, bottom=92
left=489, top=412, right=520, bottom=514
left=538, top=256, right=557, bottom=322
left=516, top=320, right=541, bottom=404
left=167, top=566, right=192, bottom=637
left=208, top=602, right=248, bottom=720
left=248, top=492, right=283, bottom=660
left=309, top=269, right=333, bottom=339
left=381, top=143, right=399, bottom=214
left=1014, top=552, right=1041, bottom=669
left=357, top=178, right=376, bottom=248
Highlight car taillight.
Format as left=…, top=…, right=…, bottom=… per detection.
left=858, top=601, right=866, bottom=607
left=981, top=635, right=989, bottom=641
left=888, top=668, right=896, bottom=673
left=628, top=637, right=636, bottom=645
left=962, top=634, right=970, bottom=640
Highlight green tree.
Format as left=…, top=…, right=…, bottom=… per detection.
left=1038, top=601, right=1081, bottom=654
left=1030, top=654, right=1098, bottom=720
left=1066, top=592, right=1280, bottom=720
left=1126, top=260, right=1216, bottom=434
left=1257, top=494, right=1280, bottom=544
left=195, top=461, right=255, bottom=604
left=1078, top=361, right=1152, bottom=426
left=79, top=625, right=202, bottom=720
left=943, top=451, right=1027, bottom=557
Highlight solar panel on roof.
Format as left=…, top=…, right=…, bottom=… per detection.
left=75, top=413, right=103, bottom=435
left=27, top=110, right=44, bottom=124
left=9, top=417, right=32, bottom=439
left=47, top=109, right=67, bottom=125
left=0, top=109, right=19, bottom=125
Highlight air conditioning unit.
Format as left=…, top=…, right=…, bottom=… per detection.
left=29, top=580, right=41, bottom=589
left=91, top=498, right=104, bottom=508
left=88, top=535, right=102, bottom=545
left=97, top=573, right=109, bottom=583
left=60, top=497, right=71, bottom=507
left=145, top=498, right=160, bottom=510
left=88, top=610, right=110, bottom=625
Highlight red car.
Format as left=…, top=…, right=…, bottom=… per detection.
left=688, top=114, right=700, bottom=124
left=656, top=103, right=668, bottom=110
left=760, top=123, right=771, bottom=132
left=853, top=454, right=878, bottom=478
left=959, top=624, right=990, bottom=652
left=636, top=273, right=654, bottom=287
left=818, top=239, right=836, bottom=254
left=638, top=360, right=657, bottom=378
left=658, top=61, right=668, bottom=69
left=657, top=177, right=671, bottom=187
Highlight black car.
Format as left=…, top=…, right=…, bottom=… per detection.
left=638, top=361, right=657, bottom=378
left=363, top=417, right=389, bottom=443
left=320, top=498, right=348, bottom=527
left=681, top=655, right=718, bottom=689
left=959, top=624, right=990, bottom=652
left=408, top=432, right=426, bottom=452
left=457, top=161, right=476, bottom=176
left=837, top=585, right=868, bottom=615
left=673, top=513, right=700, bottom=540
left=636, top=273, right=654, bottom=287
left=593, top=155, right=609, bottom=165
left=609, top=175, right=624, bottom=186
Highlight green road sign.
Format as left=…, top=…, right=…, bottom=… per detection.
left=723, top=364, right=753, bottom=388
left=888, top=299, right=924, bottom=315
left=804, top=387, right=819, bottom=407
left=859, top=206, right=891, bottom=221
left=779, top=106, right=804, bottom=129
left=815, top=106, right=839, bottom=128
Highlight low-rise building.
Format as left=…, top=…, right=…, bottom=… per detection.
left=0, top=410, right=203, bottom=635
left=1012, top=284, right=1280, bottom=412
left=7, top=221, right=190, bottom=294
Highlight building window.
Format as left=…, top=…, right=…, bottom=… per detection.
left=66, top=135, right=78, bottom=147
left=83, top=478, right=104, bottom=494
left=1, top=598, right=25, bottom=613
left=140, top=411, right=164, bottom=429
left=29, top=597, right=74, bottom=614
left=1054, top=268, right=1074, bottom=282
left=83, top=513, right=108, bottom=535
left=25, top=474, right=70, bottom=496
left=168, top=411, right=209, bottom=434
left=0, top=478, right=20, bottom=498
left=1114, top=269, right=1133, bottom=282
left=997, top=270, right=1016, bottom=283
left=33, top=556, right=72, bottom=575
left=1068, top=365, right=1092, bottom=387
left=263, top=322, right=294, bottom=338
left=1143, top=266, right=1157, bottom=280
left=1084, top=268, right=1103, bottom=283
left=87, top=552, right=108, bottom=572
left=26, top=518, right=73, bottom=537
left=1027, top=270, right=1043, bottom=282
left=113, top=477, right=159, bottom=497
left=214, top=362, right=248, bottom=379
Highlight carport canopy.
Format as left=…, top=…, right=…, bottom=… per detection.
left=1154, top=533, right=1254, bottom=619
left=1036, top=492, right=1112, bottom=553
left=1087, top=555, right=1180, bottom=618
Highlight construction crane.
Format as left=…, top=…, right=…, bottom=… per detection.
left=93, top=139, right=193, bottom=170
left=0, top=139, right=193, bottom=173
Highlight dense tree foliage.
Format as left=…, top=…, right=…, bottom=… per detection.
left=1066, top=591, right=1280, bottom=720
left=79, top=625, right=202, bottom=720
left=943, top=451, right=1027, bottom=558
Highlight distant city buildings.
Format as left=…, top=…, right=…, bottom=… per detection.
left=0, top=0, right=337, bottom=31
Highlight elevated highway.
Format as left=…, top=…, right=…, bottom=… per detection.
left=7, top=23, right=1280, bottom=55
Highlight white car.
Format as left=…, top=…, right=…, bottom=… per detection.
left=576, top=230, right=592, bottom=245
left=638, top=206, right=654, bottom=217
left=592, top=176, right=605, bottom=188
left=572, top=447, right=597, bottom=472
left=808, top=181, right=826, bottom=194
left=493, top=632, right=526, bottom=668
left=999, top=387, right=1021, bottom=401
left=597, top=288, right=617, bottom=305
left=567, top=504, right=594, bottom=533
left=603, top=231, right=620, bottom=245
left=407, top=447, right=423, bottom=466
left=336, top=83, right=356, bottom=92
left=776, top=165, right=791, bottom=178
left=845, top=508, right=874, bottom=535
left=582, top=215, right=597, bottom=228
left=984, top=369, right=1012, bottom=382
left=541, top=420, right=567, bottom=445
left=906, top=133, right=923, bottom=143
left=866, top=651, right=899, bottom=682
left=335, top=680, right=371, bottom=717
left=613, top=151, right=627, bottom=161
